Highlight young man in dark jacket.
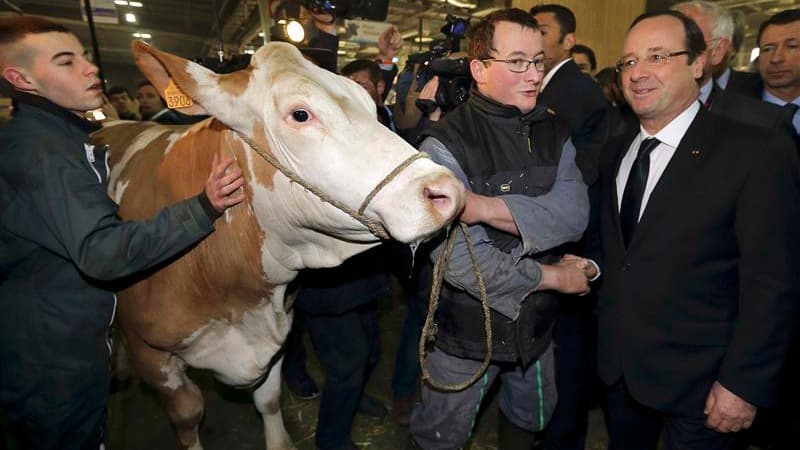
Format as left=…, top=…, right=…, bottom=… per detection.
left=0, top=17, right=245, bottom=449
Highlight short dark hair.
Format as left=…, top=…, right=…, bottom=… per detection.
left=595, top=67, right=617, bottom=86
left=758, top=9, right=800, bottom=47
left=108, top=86, right=132, bottom=98
left=467, top=8, right=539, bottom=61
left=136, top=79, right=154, bottom=90
left=629, top=10, right=707, bottom=65
left=571, top=44, right=596, bottom=71
left=340, top=59, right=382, bottom=86
left=0, top=16, right=70, bottom=46
left=530, top=4, right=576, bottom=42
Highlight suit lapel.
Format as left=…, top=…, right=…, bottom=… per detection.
left=606, top=129, right=639, bottom=250
left=626, top=109, right=713, bottom=252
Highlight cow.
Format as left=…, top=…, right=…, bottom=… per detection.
left=90, top=40, right=465, bottom=450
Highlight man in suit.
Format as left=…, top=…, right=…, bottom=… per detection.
left=583, top=10, right=800, bottom=449
left=711, top=7, right=759, bottom=95
left=531, top=4, right=610, bottom=186
left=756, top=9, right=800, bottom=135
left=673, top=1, right=797, bottom=143
left=529, top=6, right=611, bottom=450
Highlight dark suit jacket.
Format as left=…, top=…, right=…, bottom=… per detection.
left=708, top=84, right=799, bottom=149
left=596, top=107, right=800, bottom=416
left=722, top=69, right=763, bottom=98
left=538, top=59, right=610, bottom=186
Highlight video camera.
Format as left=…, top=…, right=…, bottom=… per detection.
left=406, top=15, right=472, bottom=113
left=304, top=0, right=388, bottom=21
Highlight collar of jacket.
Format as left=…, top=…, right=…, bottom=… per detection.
left=11, top=90, right=102, bottom=134
left=468, top=86, right=551, bottom=124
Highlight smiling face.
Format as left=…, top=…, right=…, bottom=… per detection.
left=620, top=15, right=704, bottom=133
left=471, top=21, right=544, bottom=114
left=1, top=32, right=102, bottom=115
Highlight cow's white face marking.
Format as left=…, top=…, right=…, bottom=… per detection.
left=207, top=43, right=464, bottom=260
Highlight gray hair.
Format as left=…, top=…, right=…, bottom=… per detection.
left=671, top=0, right=734, bottom=40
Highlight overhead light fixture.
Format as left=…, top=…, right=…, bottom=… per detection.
left=125, top=13, right=136, bottom=23
left=132, top=32, right=151, bottom=39
left=285, top=20, right=305, bottom=43
left=129, top=1, right=143, bottom=6
left=750, top=47, right=760, bottom=63
left=444, top=0, right=477, bottom=9
left=413, top=36, right=434, bottom=44
left=114, top=0, right=128, bottom=5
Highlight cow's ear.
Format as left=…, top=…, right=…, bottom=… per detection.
left=131, top=40, right=210, bottom=116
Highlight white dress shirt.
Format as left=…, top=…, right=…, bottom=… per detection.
left=615, top=101, right=700, bottom=219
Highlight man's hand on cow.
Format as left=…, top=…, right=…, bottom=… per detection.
left=560, top=253, right=598, bottom=280
left=205, top=152, right=246, bottom=213
left=537, top=262, right=590, bottom=295
left=377, top=25, right=402, bottom=61
left=704, top=381, right=757, bottom=433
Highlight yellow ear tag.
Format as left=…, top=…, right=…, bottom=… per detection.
left=163, top=79, right=194, bottom=110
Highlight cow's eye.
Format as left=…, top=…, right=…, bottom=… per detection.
left=292, top=109, right=310, bottom=122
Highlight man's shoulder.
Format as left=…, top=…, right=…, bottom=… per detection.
left=543, top=61, right=606, bottom=109
left=714, top=90, right=792, bottom=128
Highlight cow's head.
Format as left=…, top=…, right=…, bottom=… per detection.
left=132, top=41, right=464, bottom=268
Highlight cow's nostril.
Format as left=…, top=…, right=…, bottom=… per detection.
left=424, top=186, right=452, bottom=209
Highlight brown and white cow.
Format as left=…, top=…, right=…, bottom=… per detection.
left=91, top=41, right=464, bottom=450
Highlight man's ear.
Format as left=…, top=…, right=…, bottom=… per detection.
left=710, top=38, right=731, bottom=67
left=1, top=67, right=34, bottom=91
left=377, top=79, right=386, bottom=97
left=692, top=53, right=706, bottom=81
left=562, top=32, right=576, bottom=53
left=470, top=59, right=486, bottom=84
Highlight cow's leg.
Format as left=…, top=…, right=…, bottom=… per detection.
left=254, top=357, right=295, bottom=450
left=127, top=336, right=205, bottom=450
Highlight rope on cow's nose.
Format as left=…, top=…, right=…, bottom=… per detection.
left=419, top=221, right=492, bottom=392
left=234, top=131, right=427, bottom=240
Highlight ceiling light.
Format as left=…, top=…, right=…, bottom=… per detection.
left=125, top=13, right=136, bottom=23
left=750, top=47, right=760, bottom=63
left=114, top=0, right=128, bottom=5
left=129, top=1, right=143, bottom=6
left=413, top=36, right=434, bottom=43
left=132, top=32, right=151, bottom=39
left=285, top=20, right=305, bottom=43
left=445, top=0, right=477, bottom=9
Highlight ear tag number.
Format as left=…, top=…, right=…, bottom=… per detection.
left=164, top=79, right=193, bottom=109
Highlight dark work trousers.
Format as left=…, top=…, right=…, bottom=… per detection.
left=307, top=301, right=381, bottom=449
left=282, top=309, right=310, bottom=382
left=543, top=300, right=595, bottom=450
left=605, top=379, right=739, bottom=450
left=1, top=364, right=108, bottom=450
left=391, top=260, right=432, bottom=400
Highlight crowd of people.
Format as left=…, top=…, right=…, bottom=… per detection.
left=1, top=1, right=799, bottom=450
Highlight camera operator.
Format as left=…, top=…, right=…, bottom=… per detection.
left=408, top=8, right=591, bottom=450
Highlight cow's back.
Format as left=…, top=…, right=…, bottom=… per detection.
left=92, top=120, right=274, bottom=349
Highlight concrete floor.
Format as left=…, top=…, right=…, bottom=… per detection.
left=104, top=283, right=611, bottom=450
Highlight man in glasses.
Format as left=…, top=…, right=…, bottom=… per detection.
left=584, top=10, right=800, bottom=449
left=408, top=8, right=592, bottom=450
left=671, top=1, right=797, bottom=142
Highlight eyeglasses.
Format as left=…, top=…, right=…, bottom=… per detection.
left=615, top=50, right=691, bottom=73
left=481, top=57, right=546, bottom=73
